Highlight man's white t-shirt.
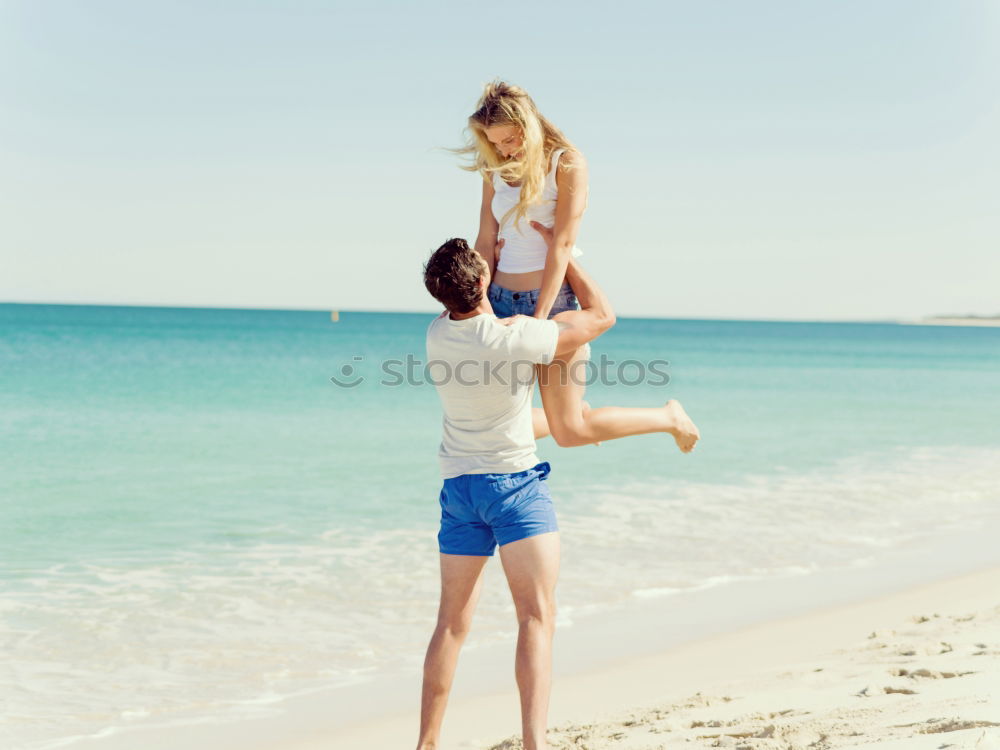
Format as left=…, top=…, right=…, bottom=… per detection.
left=426, top=312, right=559, bottom=479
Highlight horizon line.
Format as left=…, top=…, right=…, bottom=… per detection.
left=5, top=299, right=998, bottom=326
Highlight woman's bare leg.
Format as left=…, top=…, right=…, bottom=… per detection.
left=536, top=347, right=700, bottom=452
left=531, top=401, right=593, bottom=442
left=531, top=407, right=550, bottom=440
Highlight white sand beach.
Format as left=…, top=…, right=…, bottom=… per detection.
left=63, top=563, right=1000, bottom=750
left=54, top=565, right=1000, bottom=750
left=57, top=523, right=1000, bottom=750
left=307, top=565, right=999, bottom=750
left=496, top=581, right=1000, bottom=748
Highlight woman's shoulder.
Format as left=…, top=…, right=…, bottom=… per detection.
left=552, top=148, right=587, bottom=179
left=555, top=148, right=586, bottom=169
left=553, top=148, right=588, bottom=188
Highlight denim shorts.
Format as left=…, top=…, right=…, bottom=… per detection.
left=437, top=462, right=558, bottom=556
left=488, top=282, right=579, bottom=319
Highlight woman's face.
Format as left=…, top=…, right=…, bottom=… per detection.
left=484, top=124, right=524, bottom=160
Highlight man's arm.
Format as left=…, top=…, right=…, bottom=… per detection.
left=550, top=257, right=615, bottom=357
left=527, top=221, right=615, bottom=358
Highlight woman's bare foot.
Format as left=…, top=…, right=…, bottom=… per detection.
left=664, top=400, right=699, bottom=453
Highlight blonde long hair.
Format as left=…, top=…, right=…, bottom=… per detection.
left=456, top=80, right=577, bottom=228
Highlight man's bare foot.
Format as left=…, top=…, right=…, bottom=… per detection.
left=664, top=400, right=699, bottom=453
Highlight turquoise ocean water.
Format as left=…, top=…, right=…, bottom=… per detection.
left=2, top=303, right=999, bottom=749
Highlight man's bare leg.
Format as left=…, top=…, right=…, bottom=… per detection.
left=499, top=532, right=560, bottom=750
left=416, top=554, right=489, bottom=750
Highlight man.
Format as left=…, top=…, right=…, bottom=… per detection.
left=417, top=223, right=699, bottom=750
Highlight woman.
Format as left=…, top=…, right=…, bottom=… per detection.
left=457, top=80, right=699, bottom=452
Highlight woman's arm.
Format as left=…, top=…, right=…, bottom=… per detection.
left=473, top=178, right=500, bottom=280
left=532, top=150, right=589, bottom=319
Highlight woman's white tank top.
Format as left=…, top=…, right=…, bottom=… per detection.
left=491, top=148, right=583, bottom=274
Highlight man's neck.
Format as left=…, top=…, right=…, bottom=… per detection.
left=449, top=302, right=493, bottom=321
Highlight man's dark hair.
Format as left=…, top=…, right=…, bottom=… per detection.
left=423, top=238, right=486, bottom=314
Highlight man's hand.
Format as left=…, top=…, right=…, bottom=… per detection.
left=530, top=221, right=554, bottom=249
left=494, top=237, right=505, bottom=266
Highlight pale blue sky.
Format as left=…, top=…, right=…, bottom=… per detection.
left=2, top=0, right=998, bottom=320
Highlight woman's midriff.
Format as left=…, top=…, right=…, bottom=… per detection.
left=492, top=268, right=547, bottom=292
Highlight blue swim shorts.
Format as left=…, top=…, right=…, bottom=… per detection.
left=437, top=462, right=558, bottom=556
